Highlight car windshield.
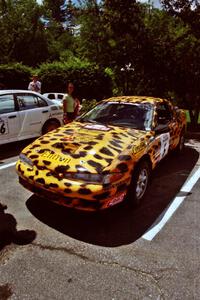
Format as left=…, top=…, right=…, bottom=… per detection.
left=79, top=101, right=153, bottom=130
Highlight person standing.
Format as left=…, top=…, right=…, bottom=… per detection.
left=63, top=82, right=80, bottom=124
left=28, top=75, right=41, bottom=93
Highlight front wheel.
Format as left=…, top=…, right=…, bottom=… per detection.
left=127, top=160, right=151, bottom=206
left=42, top=120, right=60, bottom=134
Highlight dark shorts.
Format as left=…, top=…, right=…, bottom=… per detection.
left=67, top=112, right=75, bottom=121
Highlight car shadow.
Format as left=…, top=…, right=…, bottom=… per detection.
left=0, top=139, right=35, bottom=161
left=26, top=145, right=199, bottom=247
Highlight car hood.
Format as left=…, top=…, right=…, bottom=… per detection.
left=22, top=122, right=152, bottom=174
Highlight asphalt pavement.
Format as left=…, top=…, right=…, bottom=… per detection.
left=0, top=136, right=200, bottom=299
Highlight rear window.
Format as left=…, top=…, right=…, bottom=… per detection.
left=0, top=94, right=15, bottom=114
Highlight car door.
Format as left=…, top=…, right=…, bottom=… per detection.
left=156, top=101, right=179, bottom=150
left=150, top=101, right=181, bottom=164
left=15, top=93, right=50, bottom=138
left=149, top=102, right=174, bottom=164
left=0, top=93, right=21, bottom=144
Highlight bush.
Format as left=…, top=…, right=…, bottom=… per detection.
left=0, top=63, right=32, bottom=89
left=38, top=61, right=113, bottom=100
left=0, top=62, right=113, bottom=102
left=81, top=99, right=97, bottom=114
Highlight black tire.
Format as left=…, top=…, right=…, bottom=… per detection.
left=174, top=129, right=185, bottom=154
left=42, top=120, right=60, bottom=134
left=126, top=160, right=151, bottom=207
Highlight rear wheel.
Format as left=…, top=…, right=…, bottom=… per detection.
left=42, top=120, right=60, bottom=134
left=127, top=160, right=151, bottom=206
left=174, top=129, right=185, bottom=154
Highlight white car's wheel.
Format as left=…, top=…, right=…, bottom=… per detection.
left=42, top=120, right=60, bottom=134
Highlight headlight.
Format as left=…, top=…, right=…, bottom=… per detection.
left=63, top=172, right=123, bottom=184
left=19, top=153, right=34, bottom=168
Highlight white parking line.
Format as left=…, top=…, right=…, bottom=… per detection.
left=143, top=166, right=200, bottom=241
left=0, top=161, right=17, bottom=170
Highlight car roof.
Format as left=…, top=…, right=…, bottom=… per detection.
left=0, top=89, right=41, bottom=95
left=102, top=96, right=168, bottom=105
left=0, top=90, right=60, bottom=106
left=43, top=92, right=65, bottom=95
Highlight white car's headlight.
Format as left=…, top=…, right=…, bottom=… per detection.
left=19, top=154, right=34, bottom=167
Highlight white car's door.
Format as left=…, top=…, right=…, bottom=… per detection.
left=15, top=93, right=51, bottom=138
left=0, top=94, right=21, bottom=144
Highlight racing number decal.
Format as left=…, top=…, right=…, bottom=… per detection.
left=0, top=119, right=8, bottom=135
left=0, top=122, right=6, bottom=134
left=153, top=132, right=170, bottom=164
left=160, top=132, right=170, bottom=159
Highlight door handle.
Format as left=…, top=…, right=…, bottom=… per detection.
left=42, top=110, right=49, bottom=113
left=8, top=115, right=17, bottom=119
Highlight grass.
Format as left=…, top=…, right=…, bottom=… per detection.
left=184, top=110, right=200, bottom=124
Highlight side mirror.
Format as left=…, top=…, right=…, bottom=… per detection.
left=154, top=124, right=170, bottom=135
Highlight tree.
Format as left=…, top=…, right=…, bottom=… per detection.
left=41, top=0, right=78, bottom=62
left=42, top=0, right=66, bottom=23
left=102, top=0, right=146, bottom=70
left=160, top=0, right=200, bottom=127
left=75, top=0, right=107, bottom=65
left=0, top=0, right=49, bottom=66
left=76, top=0, right=147, bottom=94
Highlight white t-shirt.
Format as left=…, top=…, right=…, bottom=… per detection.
left=28, top=80, right=41, bottom=93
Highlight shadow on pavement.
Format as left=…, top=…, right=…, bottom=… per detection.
left=186, top=132, right=200, bottom=143
left=0, top=203, right=36, bottom=251
left=26, top=145, right=199, bottom=247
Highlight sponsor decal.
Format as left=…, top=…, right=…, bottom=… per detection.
left=159, top=132, right=170, bottom=158
left=107, top=192, right=126, bottom=207
left=84, top=124, right=110, bottom=131
left=40, top=150, right=71, bottom=163
left=133, top=141, right=146, bottom=154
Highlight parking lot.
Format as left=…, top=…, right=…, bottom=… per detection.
left=0, top=136, right=200, bottom=299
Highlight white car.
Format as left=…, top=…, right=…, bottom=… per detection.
left=43, top=92, right=65, bottom=102
left=0, top=90, right=63, bottom=145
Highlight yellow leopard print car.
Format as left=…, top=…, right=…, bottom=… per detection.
left=16, top=96, right=186, bottom=211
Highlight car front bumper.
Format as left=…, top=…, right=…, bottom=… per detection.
left=19, top=176, right=127, bottom=211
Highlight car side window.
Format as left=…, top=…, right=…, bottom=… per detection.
left=37, top=96, right=48, bottom=107
left=48, top=94, right=55, bottom=100
left=16, top=94, right=48, bottom=110
left=58, top=94, right=64, bottom=99
left=0, top=94, right=15, bottom=114
left=156, top=103, right=173, bottom=125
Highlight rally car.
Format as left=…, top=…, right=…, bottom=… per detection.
left=16, top=96, right=186, bottom=211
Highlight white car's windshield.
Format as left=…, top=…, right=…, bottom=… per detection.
left=80, top=102, right=153, bottom=130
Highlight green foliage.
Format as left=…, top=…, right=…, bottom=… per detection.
left=76, top=0, right=107, bottom=66
left=38, top=61, right=113, bottom=100
left=43, top=0, right=66, bottom=23
left=81, top=99, right=97, bottom=113
left=0, top=63, right=32, bottom=89
left=159, top=0, right=200, bottom=126
left=0, top=0, right=49, bottom=66
left=102, top=0, right=146, bottom=69
left=0, top=0, right=200, bottom=127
